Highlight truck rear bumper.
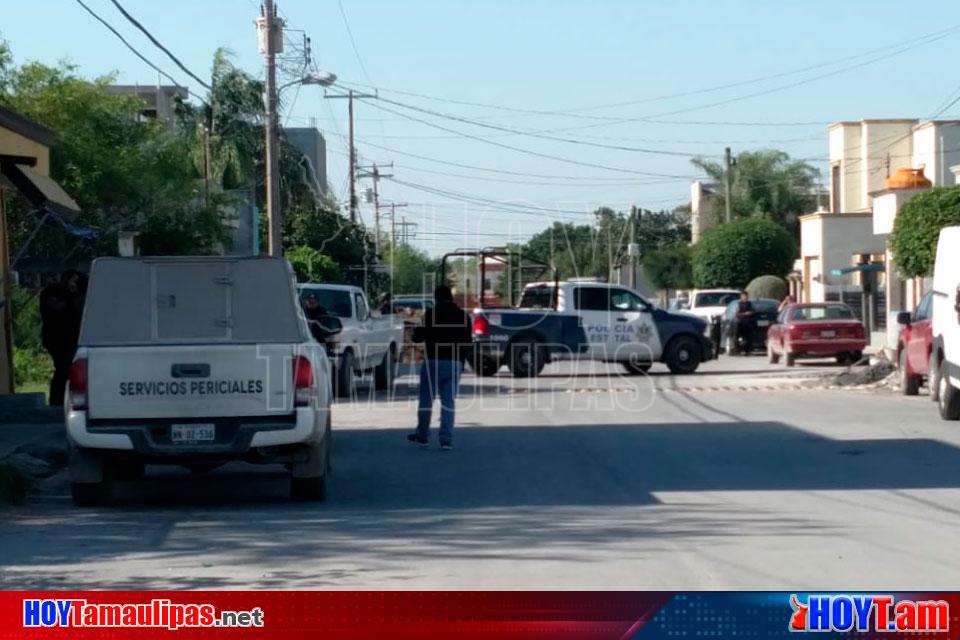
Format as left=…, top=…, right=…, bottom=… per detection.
left=66, top=408, right=325, bottom=456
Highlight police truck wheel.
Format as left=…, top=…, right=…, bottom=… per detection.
left=71, top=481, right=110, bottom=507
left=476, top=356, right=501, bottom=377
left=509, top=340, right=545, bottom=378
left=290, top=474, right=327, bottom=502
left=335, top=350, right=355, bottom=398
left=622, top=361, right=652, bottom=375
left=664, top=336, right=702, bottom=375
left=899, top=349, right=920, bottom=396
left=938, top=361, right=960, bottom=421
left=374, top=347, right=395, bottom=391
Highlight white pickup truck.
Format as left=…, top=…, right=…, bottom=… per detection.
left=66, top=257, right=339, bottom=506
left=931, top=226, right=960, bottom=421
left=298, top=284, right=403, bottom=397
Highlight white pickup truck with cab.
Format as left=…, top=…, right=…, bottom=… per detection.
left=931, top=226, right=960, bottom=421
left=298, top=284, right=403, bottom=397
left=66, top=256, right=340, bottom=506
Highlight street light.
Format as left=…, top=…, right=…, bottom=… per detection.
left=266, top=70, right=337, bottom=257
left=278, top=71, right=338, bottom=93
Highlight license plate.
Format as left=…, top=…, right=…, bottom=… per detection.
left=820, top=330, right=836, bottom=338
left=171, top=424, right=215, bottom=443
left=757, top=320, right=770, bottom=327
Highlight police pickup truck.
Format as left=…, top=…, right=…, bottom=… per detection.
left=65, top=257, right=340, bottom=506
left=472, top=280, right=713, bottom=377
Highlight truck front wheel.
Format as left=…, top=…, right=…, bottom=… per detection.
left=664, top=335, right=702, bottom=375
left=374, top=346, right=396, bottom=391
left=938, top=361, right=960, bottom=421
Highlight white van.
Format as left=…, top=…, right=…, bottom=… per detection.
left=66, top=257, right=339, bottom=505
left=930, top=226, right=960, bottom=420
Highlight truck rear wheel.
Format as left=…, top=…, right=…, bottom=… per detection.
left=291, top=419, right=330, bottom=502
left=335, top=350, right=355, bottom=398
left=664, top=335, right=702, bottom=375
left=374, top=347, right=396, bottom=391
left=509, top=340, right=546, bottom=378
left=71, top=481, right=110, bottom=507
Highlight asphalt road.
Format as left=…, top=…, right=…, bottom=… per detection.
left=2, top=356, right=956, bottom=589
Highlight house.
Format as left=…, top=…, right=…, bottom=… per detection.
left=0, top=105, right=81, bottom=394
left=107, top=84, right=188, bottom=124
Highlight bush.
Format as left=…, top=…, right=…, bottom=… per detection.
left=692, top=218, right=796, bottom=288
left=746, top=275, right=788, bottom=301
left=10, top=287, right=51, bottom=391
left=890, top=186, right=960, bottom=278
left=643, top=245, right=693, bottom=291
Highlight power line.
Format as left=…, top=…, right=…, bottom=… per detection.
left=335, top=22, right=960, bottom=122
left=348, top=94, right=692, bottom=178
left=71, top=0, right=203, bottom=100
left=107, top=0, right=212, bottom=90
left=337, top=0, right=373, bottom=84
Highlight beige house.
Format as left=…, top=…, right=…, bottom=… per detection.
left=0, top=105, right=80, bottom=394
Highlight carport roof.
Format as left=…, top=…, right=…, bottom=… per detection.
left=0, top=105, right=56, bottom=147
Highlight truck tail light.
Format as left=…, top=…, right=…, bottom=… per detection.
left=69, top=359, right=88, bottom=410
left=473, top=314, right=490, bottom=337
left=293, top=355, right=315, bottom=407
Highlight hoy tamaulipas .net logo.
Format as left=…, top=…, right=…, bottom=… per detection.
left=789, top=594, right=949, bottom=633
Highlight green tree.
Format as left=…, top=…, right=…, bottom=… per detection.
left=691, top=150, right=819, bottom=233
left=286, top=245, right=342, bottom=283
left=385, top=244, right=438, bottom=294
left=890, top=186, right=960, bottom=277
left=0, top=47, right=229, bottom=261
left=643, top=245, right=693, bottom=291
left=692, top=218, right=796, bottom=288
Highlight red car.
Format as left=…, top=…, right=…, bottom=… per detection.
left=896, top=291, right=933, bottom=395
left=767, top=303, right=867, bottom=366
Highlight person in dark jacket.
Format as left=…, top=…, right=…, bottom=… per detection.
left=40, top=270, right=86, bottom=406
left=408, top=285, right=472, bottom=450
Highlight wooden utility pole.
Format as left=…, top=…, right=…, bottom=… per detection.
left=358, top=162, right=394, bottom=253
left=325, top=90, right=376, bottom=224
left=259, top=0, right=283, bottom=255
left=724, top=147, right=733, bottom=224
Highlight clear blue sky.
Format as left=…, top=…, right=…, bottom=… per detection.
left=4, top=0, right=960, bottom=253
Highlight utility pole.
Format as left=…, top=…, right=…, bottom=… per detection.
left=724, top=147, right=733, bottom=224
left=258, top=0, right=283, bottom=255
left=386, top=202, right=408, bottom=248
left=358, top=162, right=394, bottom=253
left=260, top=1, right=282, bottom=255
left=325, top=90, right=376, bottom=224
left=397, top=217, right=417, bottom=246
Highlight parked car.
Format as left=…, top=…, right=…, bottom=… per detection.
left=767, top=303, right=867, bottom=366
left=718, top=298, right=780, bottom=355
left=895, top=291, right=933, bottom=395
left=685, top=289, right=742, bottom=323
left=930, top=226, right=960, bottom=420
left=391, top=295, right=433, bottom=314
left=67, top=257, right=340, bottom=505
left=298, top=284, right=404, bottom=397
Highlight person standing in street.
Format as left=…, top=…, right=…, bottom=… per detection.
left=40, top=270, right=86, bottom=406
left=408, top=285, right=472, bottom=451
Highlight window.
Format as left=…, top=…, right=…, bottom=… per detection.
left=695, top=291, right=740, bottom=307
left=791, top=304, right=854, bottom=321
left=519, top=286, right=555, bottom=309
left=831, top=164, right=841, bottom=212
left=574, top=287, right=610, bottom=311
left=354, top=292, right=370, bottom=321
left=300, top=288, right=352, bottom=319
left=610, top=289, right=649, bottom=312
left=915, top=292, right=933, bottom=321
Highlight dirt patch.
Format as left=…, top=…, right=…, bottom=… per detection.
left=0, top=441, right=68, bottom=505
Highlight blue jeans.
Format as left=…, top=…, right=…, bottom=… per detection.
left=416, top=359, right=463, bottom=443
